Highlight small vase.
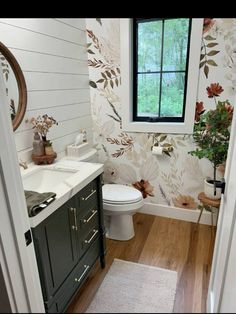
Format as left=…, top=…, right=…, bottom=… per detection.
left=32, top=132, right=44, bottom=156
left=45, top=146, right=54, bottom=156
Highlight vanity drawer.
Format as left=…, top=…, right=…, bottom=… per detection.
left=79, top=226, right=100, bottom=257
left=79, top=206, right=99, bottom=231
left=78, top=179, right=98, bottom=215
left=46, top=236, right=101, bottom=313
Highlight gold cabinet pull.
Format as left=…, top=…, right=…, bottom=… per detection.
left=75, top=265, right=90, bottom=283
left=83, top=209, right=97, bottom=223
left=84, top=229, right=98, bottom=244
left=70, top=207, right=78, bottom=230
left=81, top=189, right=96, bottom=201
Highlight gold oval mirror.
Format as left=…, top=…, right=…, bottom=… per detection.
left=0, top=41, right=27, bottom=131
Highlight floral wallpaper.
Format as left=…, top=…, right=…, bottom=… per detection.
left=86, top=18, right=235, bottom=210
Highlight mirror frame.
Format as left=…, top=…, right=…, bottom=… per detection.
left=0, top=41, right=27, bottom=131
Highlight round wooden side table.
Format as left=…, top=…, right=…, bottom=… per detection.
left=197, top=192, right=221, bottom=227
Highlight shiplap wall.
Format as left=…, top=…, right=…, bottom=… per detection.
left=0, top=18, right=92, bottom=162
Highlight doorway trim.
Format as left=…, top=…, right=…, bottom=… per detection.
left=0, top=61, right=44, bottom=312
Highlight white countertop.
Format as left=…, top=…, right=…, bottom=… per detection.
left=22, top=160, right=103, bottom=228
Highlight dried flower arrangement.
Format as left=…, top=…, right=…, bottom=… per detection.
left=26, top=114, right=58, bottom=140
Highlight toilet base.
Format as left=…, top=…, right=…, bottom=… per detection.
left=106, top=214, right=134, bottom=241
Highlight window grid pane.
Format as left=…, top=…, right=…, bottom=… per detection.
left=137, top=20, right=162, bottom=73
left=134, top=18, right=191, bottom=121
left=163, top=19, right=190, bottom=72
left=137, top=73, right=160, bottom=116
left=161, top=72, right=186, bottom=117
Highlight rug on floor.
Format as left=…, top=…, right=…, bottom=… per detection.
left=85, top=258, right=177, bottom=313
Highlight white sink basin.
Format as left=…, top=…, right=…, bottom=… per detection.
left=22, top=168, right=77, bottom=193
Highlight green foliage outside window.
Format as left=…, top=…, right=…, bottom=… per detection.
left=136, top=18, right=190, bottom=118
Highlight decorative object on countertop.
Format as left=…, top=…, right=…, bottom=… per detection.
left=188, top=83, right=233, bottom=199
left=81, top=128, right=87, bottom=142
left=32, top=132, right=44, bottom=156
left=44, top=140, right=55, bottom=156
left=31, top=152, right=57, bottom=165
left=67, top=130, right=89, bottom=157
left=26, top=114, right=58, bottom=164
left=24, top=190, right=56, bottom=217
left=26, top=114, right=58, bottom=142
left=74, top=132, right=84, bottom=146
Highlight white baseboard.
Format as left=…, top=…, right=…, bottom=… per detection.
left=139, top=202, right=217, bottom=226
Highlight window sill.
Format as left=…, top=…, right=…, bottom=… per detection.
left=122, top=120, right=194, bottom=134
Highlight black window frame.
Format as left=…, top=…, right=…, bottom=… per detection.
left=133, top=18, right=192, bottom=123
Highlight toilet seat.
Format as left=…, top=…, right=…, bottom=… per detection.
left=102, top=184, right=143, bottom=205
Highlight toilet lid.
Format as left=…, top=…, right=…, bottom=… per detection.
left=102, top=184, right=143, bottom=204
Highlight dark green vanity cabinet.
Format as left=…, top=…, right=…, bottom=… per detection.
left=31, top=175, right=106, bottom=313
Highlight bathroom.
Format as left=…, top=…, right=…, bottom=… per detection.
left=0, top=18, right=236, bottom=313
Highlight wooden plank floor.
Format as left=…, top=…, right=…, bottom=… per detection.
left=67, top=213, right=216, bottom=313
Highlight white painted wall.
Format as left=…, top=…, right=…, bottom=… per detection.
left=0, top=18, right=92, bottom=163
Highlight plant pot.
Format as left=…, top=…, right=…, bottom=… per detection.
left=204, top=178, right=222, bottom=200
left=45, top=146, right=55, bottom=156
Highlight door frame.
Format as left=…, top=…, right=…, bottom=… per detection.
left=0, top=62, right=44, bottom=312
left=207, top=96, right=236, bottom=313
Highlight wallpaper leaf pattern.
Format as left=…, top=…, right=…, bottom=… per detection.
left=200, top=28, right=219, bottom=78
left=107, top=132, right=134, bottom=158
left=86, top=18, right=235, bottom=211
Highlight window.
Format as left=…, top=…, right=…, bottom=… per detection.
left=120, top=18, right=203, bottom=134
left=134, top=18, right=191, bottom=123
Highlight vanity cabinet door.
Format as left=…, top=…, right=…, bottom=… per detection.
left=46, top=235, right=101, bottom=313
left=32, top=196, right=78, bottom=303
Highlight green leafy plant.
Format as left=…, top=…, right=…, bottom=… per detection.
left=189, top=83, right=233, bottom=184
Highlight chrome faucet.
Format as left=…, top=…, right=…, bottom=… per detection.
left=19, top=160, right=28, bottom=170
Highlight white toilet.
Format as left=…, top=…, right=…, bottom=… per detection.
left=102, top=183, right=143, bottom=240
left=62, top=148, right=144, bottom=241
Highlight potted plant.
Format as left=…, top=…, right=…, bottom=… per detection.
left=44, top=140, right=55, bottom=156
left=189, top=83, right=233, bottom=199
